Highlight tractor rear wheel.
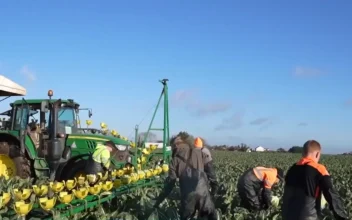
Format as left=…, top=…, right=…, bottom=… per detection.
left=60, top=159, right=88, bottom=181
left=0, top=144, right=32, bottom=179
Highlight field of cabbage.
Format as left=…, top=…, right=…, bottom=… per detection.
left=6, top=152, right=350, bottom=220
left=101, top=151, right=352, bottom=220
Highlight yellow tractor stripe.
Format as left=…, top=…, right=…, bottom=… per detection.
left=68, top=136, right=109, bottom=141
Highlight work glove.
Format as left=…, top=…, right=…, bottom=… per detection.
left=151, top=196, right=164, bottom=209
left=153, top=199, right=161, bottom=209
left=271, top=196, right=280, bottom=208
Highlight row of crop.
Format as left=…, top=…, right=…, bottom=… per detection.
left=0, top=164, right=169, bottom=218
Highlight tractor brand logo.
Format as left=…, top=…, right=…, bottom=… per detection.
left=71, top=142, right=77, bottom=148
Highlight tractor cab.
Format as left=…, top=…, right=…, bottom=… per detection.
left=8, top=90, right=76, bottom=180
left=9, top=92, right=79, bottom=149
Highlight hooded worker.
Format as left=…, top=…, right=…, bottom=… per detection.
left=194, top=137, right=219, bottom=196
left=153, top=135, right=218, bottom=220
left=282, top=140, right=348, bottom=220
left=237, top=166, right=284, bottom=211
left=85, top=141, right=114, bottom=175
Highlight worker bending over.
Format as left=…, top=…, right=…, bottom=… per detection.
left=237, top=166, right=284, bottom=211
left=194, top=137, right=219, bottom=195
left=282, top=140, right=348, bottom=220
left=154, top=135, right=218, bottom=220
left=85, top=141, right=114, bottom=175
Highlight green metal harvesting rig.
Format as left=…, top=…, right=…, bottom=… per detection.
left=0, top=77, right=172, bottom=218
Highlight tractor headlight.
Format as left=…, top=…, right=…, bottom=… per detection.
left=127, top=156, right=132, bottom=163
left=115, top=145, right=127, bottom=151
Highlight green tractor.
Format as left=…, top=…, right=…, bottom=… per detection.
left=0, top=78, right=172, bottom=182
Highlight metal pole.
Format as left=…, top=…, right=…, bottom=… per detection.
left=162, top=79, right=170, bottom=162
left=134, top=124, right=139, bottom=167
left=134, top=124, right=139, bottom=147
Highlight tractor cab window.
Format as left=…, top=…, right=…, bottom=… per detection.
left=14, top=107, right=29, bottom=130
left=45, top=112, right=49, bottom=129
left=58, top=107, right=76, bottom=134
left=28, top=110, right=39, bottom=128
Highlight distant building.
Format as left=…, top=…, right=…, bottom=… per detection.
left=246, top=148, right=252, bottom=152
left=255, top=146, right=266, bottom=152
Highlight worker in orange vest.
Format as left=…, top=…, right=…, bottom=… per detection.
left=237, top=166, right=284, bottom=211
left=194, top=137, right=219, bottom=196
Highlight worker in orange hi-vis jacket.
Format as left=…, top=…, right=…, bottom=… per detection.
left=237, top=165, right=284, bottom=211
left=282, top=140, right=348, bottom=220
left=194, top=137, right=219, bottom=196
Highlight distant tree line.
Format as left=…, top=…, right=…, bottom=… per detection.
left=209, top=143, right=251, bottom=152
left=136, top=131, right=308, bottom=153
left=208, top=144, right=305, bottom=153
left=191, top=142, right=307, bottom=153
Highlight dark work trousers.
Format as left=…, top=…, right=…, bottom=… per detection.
left=179, top=191, right=218, bottom=220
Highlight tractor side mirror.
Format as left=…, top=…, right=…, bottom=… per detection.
left=41, top=101, right=49, bottom=113
left=88, top=109, right=92, bottom=118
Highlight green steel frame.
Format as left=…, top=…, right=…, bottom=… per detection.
left=134, top=79, right=170, bottom=168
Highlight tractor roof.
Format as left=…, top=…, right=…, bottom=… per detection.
left=0, top=75, right=26, bottom=96
left=10, top=99, right=79, bottom=107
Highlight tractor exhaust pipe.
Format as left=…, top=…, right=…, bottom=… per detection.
left=45, top=99, right=62, bottom=180
left=51, top=100, right=60, bottom=140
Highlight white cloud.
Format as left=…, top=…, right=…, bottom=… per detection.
left=214, top=110, right=245, bottom=131
left=20, top=65, right=36, bottom=81
left=294, top=66, right=322, bottom=77
left=298, top=122, right=308, bottom=126
left=171, top=89, right=232, bottom=117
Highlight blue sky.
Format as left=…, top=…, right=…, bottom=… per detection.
left=1, top=0, right=352, bottom=153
